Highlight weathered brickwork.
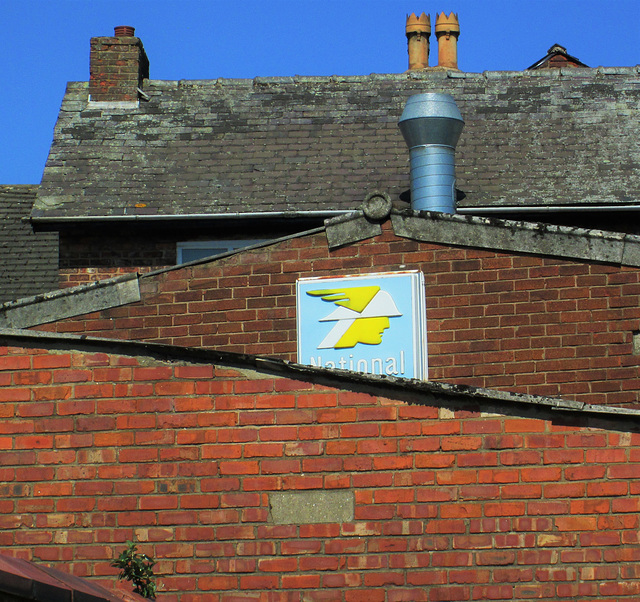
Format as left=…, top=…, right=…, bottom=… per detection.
left=59, top=230, right=175, bottom=277
left=41, top=223, right=640, bottom=407
left=1, top=343, right=640, bottom=601
left=60, top=267, right=158, bottom=289
left=89, top=35, right=149, bottom=103
left=56, top=220, right=318, bottom=289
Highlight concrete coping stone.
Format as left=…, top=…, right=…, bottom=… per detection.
left=326, top=207, right=640, bottom=267
left=0, top=274, right=140, bottom=329
left=390, top=209, right=640, bottom=267
left=0, top=273, right=138, bottom=312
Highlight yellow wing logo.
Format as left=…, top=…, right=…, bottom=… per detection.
left=307, top=286, right=402, bottom=349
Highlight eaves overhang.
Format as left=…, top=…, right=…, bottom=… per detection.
left=29, top=210, right=351, bottom=225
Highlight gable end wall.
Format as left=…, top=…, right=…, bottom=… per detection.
left=40, top=224, right=640, bottom=407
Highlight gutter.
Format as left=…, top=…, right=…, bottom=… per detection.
left=30, top=204, right=640, bottom=222
left=458, top=204, right=640, bottom=215
left=29, top=210, right=351, bottom=224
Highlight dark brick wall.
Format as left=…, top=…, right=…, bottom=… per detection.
left=59, top=231, right=175, bottom=271
left=57, top=220, right=323, bottom=288
left=58, top=229, right=174, bottom=289
left=42, top=223, right=640, bottom=408
left=1, top=343, right=640, bottom=600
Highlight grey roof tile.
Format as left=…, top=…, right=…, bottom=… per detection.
left=0, top=186, right=59, bottom=302
left=33, top=68, right=640, bottom=220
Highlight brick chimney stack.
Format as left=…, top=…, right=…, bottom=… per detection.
left=89, top=26, right=149, bottom=103
left=406, top=13, right=431, bottom=70
left=435, top=12, right=460, bottom=70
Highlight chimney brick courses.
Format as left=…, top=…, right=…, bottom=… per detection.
left=89, top=26, right=149, bottom=103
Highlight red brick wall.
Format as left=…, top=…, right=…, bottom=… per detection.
left=60, top=267, right=159, bottom=289
left=1, top=343, right=640, bottom=601
left=40, top=224, right=640, bottom=407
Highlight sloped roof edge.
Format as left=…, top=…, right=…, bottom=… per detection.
left=1, top=328, right=639, bottom=426
left=526, top=43, right=590, bottom=70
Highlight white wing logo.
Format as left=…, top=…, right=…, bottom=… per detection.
left=306, top=286, right=402, bottom=349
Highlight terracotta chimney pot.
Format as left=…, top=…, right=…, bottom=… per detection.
left=435, top=12, right=460, bottom=69
left=114, top=25, right=136, bottom=37
left=406, top=13, right=431, bottom=70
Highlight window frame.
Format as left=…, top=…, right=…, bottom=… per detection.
left=176, top=239, right=265, bottom=264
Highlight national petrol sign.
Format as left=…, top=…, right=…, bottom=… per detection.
left=296, top=271, right=427, bottom=380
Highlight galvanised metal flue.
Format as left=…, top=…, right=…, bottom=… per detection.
left=398, top=93, right=464, bottom=214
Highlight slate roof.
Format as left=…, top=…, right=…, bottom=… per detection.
left=0, top=186, right=58, bottom=303
left=33, top=66, right=640, bottom=221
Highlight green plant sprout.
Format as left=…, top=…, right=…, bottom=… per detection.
left=111, top=540, right=157, bottom=599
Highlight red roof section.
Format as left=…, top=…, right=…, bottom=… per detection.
left=0, top=554, right=148, bottom=602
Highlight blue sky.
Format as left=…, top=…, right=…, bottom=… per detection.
left=2, top=0, right=639, bottom=184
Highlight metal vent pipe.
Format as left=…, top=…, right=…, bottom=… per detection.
left=398, top=93, right=464, bottom=214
